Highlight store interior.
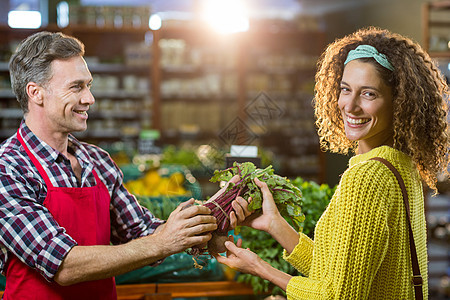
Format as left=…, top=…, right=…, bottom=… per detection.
left=0, top=0, right=449, bottom=299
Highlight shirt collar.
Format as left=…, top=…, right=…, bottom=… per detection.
left=68, top=134, right=92, bottom=169
left=18, top=120, right=90, bottom=168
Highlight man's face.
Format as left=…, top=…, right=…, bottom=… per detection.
left=41, top=56, right=94, bottom=134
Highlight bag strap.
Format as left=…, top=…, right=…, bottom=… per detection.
left=370, top=157, right=423, bottom=300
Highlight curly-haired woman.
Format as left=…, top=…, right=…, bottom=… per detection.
left=214, top=27, right=449, bottom=299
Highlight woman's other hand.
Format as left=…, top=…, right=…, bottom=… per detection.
left=213, top=235, right=265, bottom=277
left=213, top=235, right=292, bottom=291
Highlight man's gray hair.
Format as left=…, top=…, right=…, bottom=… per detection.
left=9, top=31, right=85, bottom=113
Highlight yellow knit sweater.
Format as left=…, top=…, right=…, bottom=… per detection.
left=284, top=146, right=428, bottom=299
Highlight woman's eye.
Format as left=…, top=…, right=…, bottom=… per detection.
left=340, top=86, right=350, bottom=93
left=362, top=91, right=376, bottom=98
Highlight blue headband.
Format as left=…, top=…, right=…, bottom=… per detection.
left=344, top=45, right=394, bottom=71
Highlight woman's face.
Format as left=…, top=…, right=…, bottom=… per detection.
left=338, top=60, right=394, bottom=154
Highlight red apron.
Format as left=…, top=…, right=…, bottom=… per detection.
left=3, top=131, right=117, bottom=299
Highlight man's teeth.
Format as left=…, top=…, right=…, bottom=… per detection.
left=74, top=110, right=87, bottom=115
left=347, top=117, right=370, bottom=124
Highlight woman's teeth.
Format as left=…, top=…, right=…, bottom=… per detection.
left=347, top=117, right=370, bottom=125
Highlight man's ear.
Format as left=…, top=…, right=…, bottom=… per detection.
left=26, top=82, right=44, bottom=105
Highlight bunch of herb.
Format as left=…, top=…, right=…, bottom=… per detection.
left=189, top=162, right=304, bottom=258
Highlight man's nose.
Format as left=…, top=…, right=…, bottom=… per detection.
left=81, top=89, right=95, bottom=105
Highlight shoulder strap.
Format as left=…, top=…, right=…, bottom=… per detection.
left=370, top=157, right=423, bottom=300
left=16, top=129, right=53, bottom=187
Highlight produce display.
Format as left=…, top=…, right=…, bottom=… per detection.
left=189, top=162, right=304, bottom=262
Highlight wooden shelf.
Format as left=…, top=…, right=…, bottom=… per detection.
left=91, top=90, right=149, bottom=99
left=115, top=281, right=258, bottom=299
left=0, top=280, right=261, bottom=299
left=0, top=90, right=15, bottom=98
left=422, top=2, right=450, bottom=55
left=428, top=51, right=450, bottom=58
left=87, top=63, right=149, bottom=74
left=429, top=0, right=450, bottom=9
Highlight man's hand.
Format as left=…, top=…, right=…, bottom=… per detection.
left=154, top=198, right=217, bottom=256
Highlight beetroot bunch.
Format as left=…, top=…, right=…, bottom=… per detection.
left=188, top=162, right=304, bottom=262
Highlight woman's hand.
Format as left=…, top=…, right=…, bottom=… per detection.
left=213, top=236, right=292, bottom=291
left=213, top=235, right=266, bottom=277
left=209, top=175, right=253, bottom=230
left=229, top=195, right=252, bottom=229
left=240, top=177, right=283, bottom=233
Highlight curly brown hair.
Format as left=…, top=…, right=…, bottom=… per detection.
left=314, top=27, right=449, bottom=192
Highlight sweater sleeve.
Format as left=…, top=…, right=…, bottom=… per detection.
left=283, top=233, right=314, bottom=276
left=284, top=161, right=392, bottom=299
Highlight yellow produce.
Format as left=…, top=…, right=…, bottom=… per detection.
left=169, top=172, right=184, bottom=185
left=124, top=170, right=189, bottom=197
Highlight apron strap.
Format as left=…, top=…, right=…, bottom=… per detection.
left=91, top=169, right=102, bottom=187
left=17, top=129, right=53, bottom=188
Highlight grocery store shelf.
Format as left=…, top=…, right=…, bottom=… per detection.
left=91, top=90, right=149, bottom=98
left=0, top=90, right=15, bottom=98
left=0, top=109, right=22, bottom=118
left=0, top=62, right=8, bottom=72
left=87, top=63, right=149, bottom=74
left=429, top=51, right=450, bottom=58
left=89, top=110, right=151, bottom=119
left=74, top=129, right=139, bottom=139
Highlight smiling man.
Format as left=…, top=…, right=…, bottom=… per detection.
left=0, top=31, right=226, bottom=299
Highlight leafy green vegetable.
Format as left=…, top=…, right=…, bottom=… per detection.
left=207, top=162, right=304, bottom=234
left=160, top=145, right=203, bottom=168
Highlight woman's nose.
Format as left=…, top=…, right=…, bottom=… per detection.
left=343, top=94, right=360, bottom=113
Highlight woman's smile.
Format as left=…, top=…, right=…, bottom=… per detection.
left=338, top=60, right=394, bottom=153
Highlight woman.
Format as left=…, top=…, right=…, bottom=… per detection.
left=215, top=27, right=449, bottom=299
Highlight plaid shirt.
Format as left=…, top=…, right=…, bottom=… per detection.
left=0, top=120, right=164, bottom=281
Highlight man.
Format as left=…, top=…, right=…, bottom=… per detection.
left=0, top=31, right=245, bottom=299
